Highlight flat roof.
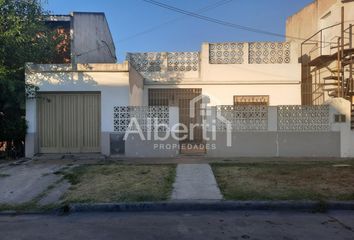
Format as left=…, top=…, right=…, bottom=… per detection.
left=45, top=15, right=71, bottom=22
left=25, top=63, right=129, bottom=73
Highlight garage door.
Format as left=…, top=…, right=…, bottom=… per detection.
left=38, top=93, right=100, bottom=153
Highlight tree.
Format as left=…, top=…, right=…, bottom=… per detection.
left=0, top=0, right=61, bottom=158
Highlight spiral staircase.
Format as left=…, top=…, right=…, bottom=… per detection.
left=302, top=16, right=354, bottom=129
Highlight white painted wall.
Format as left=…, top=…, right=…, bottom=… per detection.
left=201, top=64, right=301, bottom=83
left=327, top=97, right=354, bottom=157
left=140, top=41, right=301, bottom=106
left=26, top=99, right=37, bottom=133
left=144, top=84, right=301, bottom=106
left=129, top=66, right=144, bottom=106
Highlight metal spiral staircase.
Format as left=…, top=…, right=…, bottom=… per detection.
left=301, top=7, right=354, bottom=129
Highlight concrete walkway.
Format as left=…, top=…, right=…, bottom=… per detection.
left=171, top=164, right=223, bottom=200
left=0, top=163, right=63, bottom=204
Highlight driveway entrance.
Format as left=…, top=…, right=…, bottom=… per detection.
left=37, top=92, right=101, bottom=153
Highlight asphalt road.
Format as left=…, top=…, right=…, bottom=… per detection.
left=0, top=210, right=353, bottom=240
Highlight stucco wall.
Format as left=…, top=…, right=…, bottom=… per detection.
left=206, top=132, right=341, bottom=158
left=128, top=66, right=144, bottom=106
left=124, top=133, right=179, bottom=158
left=139, top=41, right=301, bottom=106
left=286, top=0, right=338, bottom=56
left=327, top=98, right=354, bottom=157
left=144, top=84, right=301, bottom=106
left=26, top=63, right=131, bottom=132
left=286, top=0, right=354, bottom=56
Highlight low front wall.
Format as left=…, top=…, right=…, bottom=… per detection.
left=206, top=132, right=278, bottom=157
left=277, top=132, right=341, bottom=157
left=110, top=133, right=179, bottom=158
left=206, top=132, right=341, bottom=158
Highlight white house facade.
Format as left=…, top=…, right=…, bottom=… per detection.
left=25, top=40, right=306, bottom=158
left=25, top=2, right=354, bottom=158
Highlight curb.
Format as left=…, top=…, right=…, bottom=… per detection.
left=67, top=201, right=354, bottom=213
left=1, top=201, right=353, bottom=215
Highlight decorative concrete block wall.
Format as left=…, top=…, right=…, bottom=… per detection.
left=111, top=106, right=179, bottom=157
left=205, top=101, right=348, bottom=158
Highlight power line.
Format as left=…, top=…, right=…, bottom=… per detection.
left=75, top=40, right=116, bottom=60
left=118, top=0, right=235, bottom=43
left=76, top=44, right=106, bottom=57
left=77, top=0, right=236, bottom=57
left=75, top=0, right=354, bottom=58
left=142, top=0, right=343, bottom=44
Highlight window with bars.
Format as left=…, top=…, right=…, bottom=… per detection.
left=233, top=95, right=269, bottom=106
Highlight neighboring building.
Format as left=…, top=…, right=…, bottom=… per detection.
left=286, top=0, right=354, bottom=107
left=44, top=12, right=117, bottom=64
left=25, top=4, right=354, bottom=158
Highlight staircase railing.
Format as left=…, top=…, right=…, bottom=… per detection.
left=301, top=23, right=341, bottom=62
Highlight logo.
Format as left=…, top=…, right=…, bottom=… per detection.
left=123, top=93, right=233, bottom=149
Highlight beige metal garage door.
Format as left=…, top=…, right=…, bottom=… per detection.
left=38, top=93, right=100, bottom=153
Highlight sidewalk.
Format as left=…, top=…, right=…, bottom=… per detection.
left=171, top=164, right=223, bottom=200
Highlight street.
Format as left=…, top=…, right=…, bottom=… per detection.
left=0, top=210, right=353, bottom=240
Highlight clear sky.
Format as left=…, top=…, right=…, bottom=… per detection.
left=44, top=0, right=314, bottom=62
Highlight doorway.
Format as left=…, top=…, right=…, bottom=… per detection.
left=148, top=88, right=205, bottom=154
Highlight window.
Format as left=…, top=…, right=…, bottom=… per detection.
left=233, top=95, right=269, bottom=106
left=334, top=114, right=346, bottom=123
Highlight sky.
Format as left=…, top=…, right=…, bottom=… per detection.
left=44, top=0, right=314, bottom=62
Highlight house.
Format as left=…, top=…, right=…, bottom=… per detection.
left=25, top=2, right=354, bottom=159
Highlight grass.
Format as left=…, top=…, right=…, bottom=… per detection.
left=211, top=160, right=354, bottom=201
left=62, top=164, right=176, bottom=203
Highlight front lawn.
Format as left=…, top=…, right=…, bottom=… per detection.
left=62, top=164, right=176, bottom=203
left=212, top=161, right=354, bottom=201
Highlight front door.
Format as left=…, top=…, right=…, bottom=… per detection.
left=148, top=88, right=205, bottom=154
